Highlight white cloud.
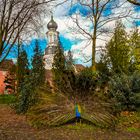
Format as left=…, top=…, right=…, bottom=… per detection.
left=11, top=58, right=17, bottom=64
left=54, top=0, right=72, bottom=17
left=40, top=0, right=140, bottom=66
left=70, top=40, right=92, bottom=66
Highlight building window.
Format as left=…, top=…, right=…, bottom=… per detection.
left=54, top=34, right=57, bottom=41
left=48, top=48, right=52, bottom=54
left=49, top=34, right=53, bottom=43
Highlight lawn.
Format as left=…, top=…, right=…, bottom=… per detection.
left=0, top=94, right=16, bottom=104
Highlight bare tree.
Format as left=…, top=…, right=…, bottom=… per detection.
left=127, top=0, right=140, bottom=6
left=70, top=0, right=132, bottom=69
left=0, top=0, right=62, bottom=63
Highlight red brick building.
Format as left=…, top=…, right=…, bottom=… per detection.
left=0, top=60, right=14, bottom=94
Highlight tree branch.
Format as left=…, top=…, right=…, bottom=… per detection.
left=127, top=0, right=140, bottom=6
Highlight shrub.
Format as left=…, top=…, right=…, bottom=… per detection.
left=74, top=68, right=99, bottom=97
left=58, top=67, right=99, bottom=99
left=108, top=72, right=140, bottom=113
left=15, top=75, right=38, bottom=114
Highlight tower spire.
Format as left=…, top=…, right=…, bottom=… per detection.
left=50, top=11, right=53, bottom=20
left=51, top=15, right=53, bottom=20
left=47, top=13, right=58, bottom=30
left=44, top=15, right=59, bottom=70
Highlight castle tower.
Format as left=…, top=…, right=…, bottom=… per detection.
left=44, top=16, right=59, bottom=69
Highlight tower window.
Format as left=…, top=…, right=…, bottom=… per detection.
left=50, top=35, right=52, bottom=42
left=54, top=34, right=57, bottom=41
left=48, top=48, right=52, bottom=54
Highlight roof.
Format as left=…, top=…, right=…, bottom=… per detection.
left=0, top=60, right=14, bottom=71
left=75, top=64, right=85, bottom=69
left=47, top=16, right=58, bottom=30
left=75, top=64, right=85, bottom=72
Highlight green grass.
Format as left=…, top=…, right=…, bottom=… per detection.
left=127, top=127, right=140, bottom=132
left=0, top=94, right=16, bottom=104
left=117, top=111, right=140, bottom=132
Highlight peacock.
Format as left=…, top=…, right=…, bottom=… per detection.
left=27, top=86, right=116, bottom=128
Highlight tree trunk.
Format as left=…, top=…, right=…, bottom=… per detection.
left=92, top=24, right=97, bottom=71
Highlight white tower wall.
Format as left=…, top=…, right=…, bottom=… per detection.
left=44, top=16, right=59, bottom=70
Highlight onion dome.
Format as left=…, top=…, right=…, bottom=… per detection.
left=47, top=16, right=58, bottom=30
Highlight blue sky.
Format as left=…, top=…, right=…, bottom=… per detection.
left=7, top=34, right=78, bottom=64
left=6, top=0, right=140, bottom=66
left=25, top=35, right=76, bottom=61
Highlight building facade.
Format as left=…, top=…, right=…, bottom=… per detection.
left=44, top=16, right=59, bottom=70
left=0, top=60, right=14, bottom=94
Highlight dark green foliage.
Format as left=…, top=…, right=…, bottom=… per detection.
left=52, top=48, right=76, bottom=94
left=52, top=41, right=65, bottom=71
left=66, top=50, right=74, bottom=71
left=60, top=70, right=76, bottom=93
left=106, top=21, right=130, bottom=74
left=17, top=75, right=37, bottom=114
left=52, top=40, right=66, bottom=90
left=16, top=41, right=45, bottom=114
left=129, top=27, right=140, bottom=72
left=31, top=40, right=45, bottom=86
left=58, top=67, right=99, bottom=100
left=15, top=48, right=31, bottom=113
left=109, top=72, right=140, bottom=113
left=52, top=46, right=100, bottom=97
left=74, top=68, right=98, bottom=97
left=96, top=53, right=110, bottom=84
left=17, top=48, right=29, bottom=90
left=52, top=41, right=99, bottom=98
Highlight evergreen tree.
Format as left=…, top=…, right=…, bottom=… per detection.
left=31, top=40, right=45, bottom=86
left=66, top=50, right=74, bottom=71
left=17, top=74, right=36, bottom=113
left=96, top=52, right=110, bottom=82
left=17, top=40, right=45, bottom=113
left=17, top=48, right=29, bottom=90
left=15, top=47, right=31, bottom=113
left=129, top=27, right=140, bottom=71
left=52, top=41, right=65, bottom=71
left=52, top=40, right=66, bottom=90
left=106, top=21, right=130, bottom=73
left=96, top=53, right=109, bottom=74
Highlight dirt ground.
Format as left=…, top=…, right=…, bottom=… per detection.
left=0, top=104, right=140, bottom=140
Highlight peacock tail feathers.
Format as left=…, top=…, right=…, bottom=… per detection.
left=27, top=86, right=116, bottom=128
